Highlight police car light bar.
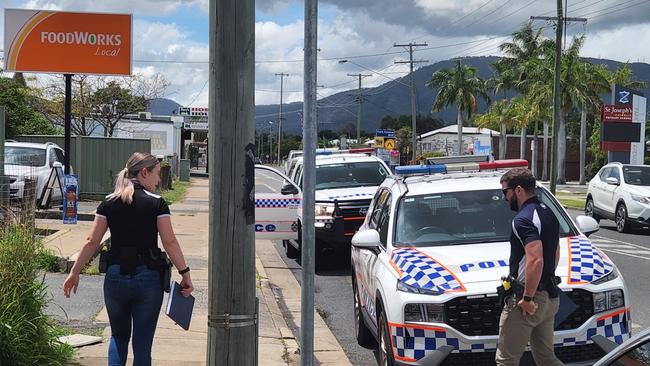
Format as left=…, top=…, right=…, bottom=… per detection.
left=315, top=147, right=374, bottom=156
left=395, top=159, right=528, bottom=176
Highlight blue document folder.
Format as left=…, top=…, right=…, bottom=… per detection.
left=165, top=281, right=195, bottom=330
left=554, top=289, right=578, bottom=330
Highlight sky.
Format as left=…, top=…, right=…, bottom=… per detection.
left=2, top=0, right=650, bottom=108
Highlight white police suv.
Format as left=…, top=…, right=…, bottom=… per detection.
left=351, top=160, right=630, bottom=366
left=254, top=149, right=391, bottom=266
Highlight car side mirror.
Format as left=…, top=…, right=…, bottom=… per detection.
left=351, top=229, right=381, bottom=249
left=280, top=181, right=299, bottom=195
left=52, top=161, right=63, bottom=169
left=605, top=177, right=619, bottom=185
left=576, top=215, right=599, bottom=237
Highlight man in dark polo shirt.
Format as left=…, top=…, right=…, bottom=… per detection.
left=496, top=168, right=563, bottom=366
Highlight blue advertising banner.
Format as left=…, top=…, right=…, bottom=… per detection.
left=63, top=174, right=79, bottom=224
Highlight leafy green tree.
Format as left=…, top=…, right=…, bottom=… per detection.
left=0, top=77, right=58, bottom=138
left=427, top=59, right=489, bottom=155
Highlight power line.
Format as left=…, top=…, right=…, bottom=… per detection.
left=577, top=0, right=649, bottom=19
left=449, top=0, right=498, bottom=27
left=186, top=79, right=208, bottom=106
left=491, top=0, right=538, bottom=24
left=587, top=0, right=650, bottom=20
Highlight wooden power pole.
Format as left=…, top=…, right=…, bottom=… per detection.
left=207, top=0, right=257, bottom=365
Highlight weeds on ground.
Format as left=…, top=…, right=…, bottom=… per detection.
left=35, top=247, right=62, bottom=272
left=0, top=213, right=73, bottom=365
left=161, top=178, right=190, bottom=204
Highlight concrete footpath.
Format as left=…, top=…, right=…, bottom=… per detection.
left=63, top=177, right=350, bottom=365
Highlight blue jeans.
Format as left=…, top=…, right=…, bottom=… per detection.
left=104, top=264, right=163, bottom=366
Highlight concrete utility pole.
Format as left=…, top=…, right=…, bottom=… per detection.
left=301, top=0, right=318, bottom=364
left=275, top=73, right=289, bottom=163
left=207, top=0, right=257, bottom=365
left=394, top=42, right=428, bottom=162
left=531, top=11, right=586, bottom=193
left=346, top=73, right=371, bottom=143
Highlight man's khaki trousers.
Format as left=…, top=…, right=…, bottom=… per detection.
left=495, top=290, right=564, bottom=366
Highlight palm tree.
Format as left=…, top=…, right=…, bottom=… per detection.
left=486, top=62, right=516, bottom=159
left=496, top=23, right=554, bottom=170
left=427, top=59, right=489, bottom=155
left=577, top=63, right=611, bottom=184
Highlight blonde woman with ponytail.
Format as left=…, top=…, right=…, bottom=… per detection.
left=63, top=152, right=193, bottom=366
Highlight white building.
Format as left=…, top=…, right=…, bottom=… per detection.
left=419, top=124, right=498, bottom=156
left=114, top=112, right=184, bottom=157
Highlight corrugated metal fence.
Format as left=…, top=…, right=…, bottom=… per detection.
left=15, top=135, right=151, bottom=197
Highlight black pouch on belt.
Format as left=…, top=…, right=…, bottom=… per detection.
left=118, top=246, right=138, bottom=275
left=143, top=248, right=171, bottom=293
left=159, top=252, right=172, bottom=293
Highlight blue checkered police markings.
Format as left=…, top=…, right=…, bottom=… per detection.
left=255, top=197, right=301, bottom=208
left=357, top=282, right=376, bottom=320
left=554, top=308, right=630, bottom=347
left=326, top=192, right=374, bottom=200
left=567, top=236, right=614, bottom=284
left=389, top=323, right=497, bottom=362
left=390, top=248, right=466, bottom=294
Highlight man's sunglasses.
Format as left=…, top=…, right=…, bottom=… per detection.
left=501, top=187, right=515, bottom=195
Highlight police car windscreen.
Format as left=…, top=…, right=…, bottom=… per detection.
left=315, top=162, right=389, bottom=190
left=623, top=165, right=650, bottom=186
left=395, top=189, right=516, bottom=246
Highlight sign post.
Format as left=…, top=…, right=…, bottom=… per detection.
left=602, top=86, right=647, bottom=165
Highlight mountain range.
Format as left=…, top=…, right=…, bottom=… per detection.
left=149, top=56, right=650, bottom=135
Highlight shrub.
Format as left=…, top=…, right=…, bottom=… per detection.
left=0, top=216, right=73, bottom=365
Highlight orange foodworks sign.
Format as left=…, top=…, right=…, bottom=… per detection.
left=4, top=9, right=132, bottom=75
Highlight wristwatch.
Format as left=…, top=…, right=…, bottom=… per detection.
left=178, top=267, right=190, bottom=275
left=523, top=295, right=533, bottom=302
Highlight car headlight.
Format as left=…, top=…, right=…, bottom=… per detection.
left=315, top=204, right=335, bottom=217
left=630, top=193, right=650, bottom=204
left=404, top=303, right=444, bottom=323
left=591, top=267, right=619, bottom=285
left=397, top=280, right=443, bottom=296
left=593, top=289, right=625, bottom=314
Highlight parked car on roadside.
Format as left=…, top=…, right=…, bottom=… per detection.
left=585, top=163, right=650, bottom=233
left=4, top=141, right=69, bottom=205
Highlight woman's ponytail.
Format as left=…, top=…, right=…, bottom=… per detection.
left=107, top=167, right=135, bottom=204
left=107, top=152, right=158, bottom=204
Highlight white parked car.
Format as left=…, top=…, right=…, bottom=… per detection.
left=4, top=141, right=68, bottom=205
left=350, top=161, right=629, bottom=365
left=585, top=163, right=650, bottom=233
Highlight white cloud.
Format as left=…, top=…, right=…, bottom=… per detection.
left=21, top=0, right=207, bottom=16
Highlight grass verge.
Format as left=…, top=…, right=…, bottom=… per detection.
left=556, top=195, right=586, bottom=211
left=0, top=217, right=73, bottom=365
left=161, top=179, right=190, bottom=204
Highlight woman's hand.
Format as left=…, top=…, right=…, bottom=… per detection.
left=63, top=273, right=80, bottom=298
left=180, top=273, right=194, bottom=297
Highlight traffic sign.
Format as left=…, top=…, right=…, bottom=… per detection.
left=376, top=129, right=396, bottom=138
left=375, top=136, right=384, bottom=146
left=384, top=138, right=396, bottom=150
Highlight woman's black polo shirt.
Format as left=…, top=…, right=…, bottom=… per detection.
left=96, top=182, right=170, bottom=251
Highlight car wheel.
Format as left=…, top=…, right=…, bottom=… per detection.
left=284, top=240, right=299, bottom=259
left=352, top=278, right=375, bottom=347
left=378, top=311, right=395, bottom=366
left=585, top=197, right=600, bottom=223
left=615, top=203, right=630, bottom=233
